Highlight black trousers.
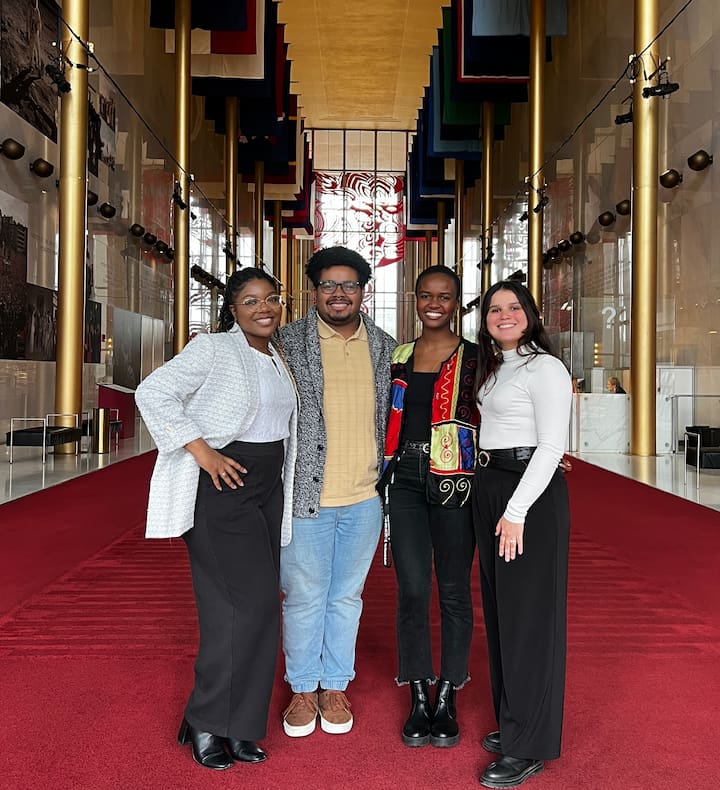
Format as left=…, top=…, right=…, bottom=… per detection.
left=183, top=440, right=284, bottom=741
left=472, top=465, right=569, bottom=760
left=388, top=448, right=476, bottom=687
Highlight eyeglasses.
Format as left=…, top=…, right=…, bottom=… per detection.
left=317, top=280, right=362, bottom=295
left=234, top=295, right=285, bottom=309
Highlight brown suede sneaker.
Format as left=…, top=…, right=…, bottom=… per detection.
left=318, top=689, right=353, bottom=734
left=282, top=691, right=319, bottom=737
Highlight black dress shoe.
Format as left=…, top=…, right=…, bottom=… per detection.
left=482, top=730, right=501, bottom=753
left=401, top=680, right=432, bottom=747
left=177, top=718, right=233, bottom=770
left=226, top=738, right=267, bottom=763
left=479, top=756, right=544, bottom=788
left=430, top=679, right=460, bottom=748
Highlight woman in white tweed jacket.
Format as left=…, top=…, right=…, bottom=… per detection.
left=135, top=268, right=298, bottom=771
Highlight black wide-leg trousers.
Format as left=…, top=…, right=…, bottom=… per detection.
left=472, top=465, right=569, bottom=761
left=183, top=440, right=284, bottom=741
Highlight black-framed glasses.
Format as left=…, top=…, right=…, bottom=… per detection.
left=317, top=280, right=361, bottom=295
left=235, top=295, right=285, bottom=309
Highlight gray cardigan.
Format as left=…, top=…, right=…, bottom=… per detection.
left=278, top=306, right=396, bottom=518
left=135, top=324, right=298, bottom=544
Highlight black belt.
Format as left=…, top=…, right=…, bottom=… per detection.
left=401, top=440, right=430, bottom=454
left=477, top=447, right=535, bottom=472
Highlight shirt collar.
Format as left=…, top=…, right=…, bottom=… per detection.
left=317, top=314, right=367, bottom=341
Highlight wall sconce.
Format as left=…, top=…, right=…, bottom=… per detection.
left=164, top=248, right=175, bottom=261
left=0, top=138, right=25, bottom=160
left=548, top=246, right=559, bottom=260
left=87, top=190, right=98, bottom=206
left=542, top=252, right=553, bottom=270
left=659, top=168, right=682, bottom=189
left=558, top=239, right=571, bottom=254
left=569, top=231, right=585, bottom=245
left=143, top=232, right=158, bottom=246
left=129, top=223, right=145, bottom=237
left=155, top=240, right=169, bottom=255
left=98, top=202, right=116, bottom=219
left=598, top=211, right=616, bottom=227
left=616, top=199, right=631, bottom=216
left=29, top=157, right=54, bottom=178
left=687, top=149, right=713, bottom=172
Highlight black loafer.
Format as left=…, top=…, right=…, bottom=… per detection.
left=177, top=719, right=233, bottom=770
left=482, top=730, right=501, bottom=753
left=479, top=756, right=544, bottom=788
left=226, top=738, right=267, bottom=763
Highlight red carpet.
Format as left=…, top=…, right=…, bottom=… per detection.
left=0, top=456, right=718, bottom=789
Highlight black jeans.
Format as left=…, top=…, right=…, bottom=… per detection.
left=388, top=447, right=476, bottom=687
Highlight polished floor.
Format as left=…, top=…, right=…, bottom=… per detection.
left=2, top=419, right=719, bottom=513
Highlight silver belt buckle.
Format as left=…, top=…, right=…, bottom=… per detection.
left=478, top=450, right=490, bottom=468
left=421, top=442, right=430, bottom=453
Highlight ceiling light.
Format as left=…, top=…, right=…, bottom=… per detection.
left=687, top=149, right=713, bottom=172
left=569, top=231, right=585, bottom=245
left=129, top=223, right=145, bottom=237
left=659, top=168, right=682, bottom=189
left=598, top=211, right=616, bottom=227
left=558, top=239, right=571, bottom=253
left=29, top=157, right=54, bottom=178
left=0, top=138, right=25, bottom=160
left=98, top=202, right=116, bottom=219
left=616, top=199, right=631, bottom=216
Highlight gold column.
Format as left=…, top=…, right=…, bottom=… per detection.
left=437, top=201, right=446, bottom=267
left=482, top=101, right=495, bottom=293
left=224, top=97, right=238, bottom=277
left=173, top=0, right=191, bottom=355
left=631, top=0, right=659, bottom=456
left=285, top=227, right=294, bottom=323
left=254, top=160, right=265, bottom=267
left=527, top=0, right=546, bottom=306
left=54, top=0, right=89, bottom=451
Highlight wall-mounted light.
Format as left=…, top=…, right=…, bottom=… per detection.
left=569, top=231, right=585, bottom=245
left=615, top=109, right=633, bottom=126
left=87, top=190, right=98, bottom=206
left=533, top=194, right=549, bottom=214
left=548, top=246, right=559, bottom=260
left=542, top=252, right=553, bottom=270
left=45, top=63, right=71, bottom=93
left=616, top=199, right=631, bottom=216
left=598, top=211, right=616, bottom=227
left=172, top=182, right=187, bottom=210
left=519, top=210, right=529, bottom=222
left=129, top=223, right=145, bottom=237
left=98, top=202, right=116, bottom=219
left=0, top=138, right=25, bottom=160
left=659, top=168, right=682, bottom=189
left=164, top=248, right=175, bottom=261
left=687, top=149, right=713, bottom=172
left=143, top=231, right=158, bottom=246
left=155, top=240, right=169, bottom=255
left=642, top=81, right=679, bottom=99
left=29, top=157, right=54, bottom=178
left=558, top=239, right=571, bottom=254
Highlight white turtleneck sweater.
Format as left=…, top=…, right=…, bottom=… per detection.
left=477, top=346, right=572, bottom=524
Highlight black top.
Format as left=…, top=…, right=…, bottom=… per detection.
left=402, top=371, right=436, bottom=441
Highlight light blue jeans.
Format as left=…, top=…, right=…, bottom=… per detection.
left=280, top=496, right=382, bottom=693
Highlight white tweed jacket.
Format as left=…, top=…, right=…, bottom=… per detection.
left=135, top=324, right=298, bottom=544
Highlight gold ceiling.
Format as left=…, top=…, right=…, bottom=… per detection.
left=277, top=0, right=449, bottom=131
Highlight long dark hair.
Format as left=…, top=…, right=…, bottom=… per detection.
left=217, top=268, right=279, bottom=332
left=476, top=280, right=555, bottom=389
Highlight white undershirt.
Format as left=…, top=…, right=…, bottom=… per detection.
left=477, top=346, right=572, bottom=523
left=240, top=348, right=295, bottom=442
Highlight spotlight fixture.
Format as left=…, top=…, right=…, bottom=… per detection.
left=519, top=211, right=529, bottom=222
left=155, top=240, right=169, bottom=255
left=129, top=223, right=145, bottom=237
left=507, top=270, right=526, bottom=283
left=548, top=246, right=559, bottom=260
left=687, top=149, right=713, bottom=172
left=29, top=157, right=54, bottom=178
left=616, top=199, right=631, bottom=216
left=98, top=202, right=116, bottom=219
left=569, top=231, right=585, bottom=245
left=143, top=231, right=158, bottom=246
left=598, top=211, right=616, bottom=227
left=542, top=252, right=553, bottom=270
left=0, top=138, right=25, bottom=160
left=164, top=248, right=175, bottom=261
left=659, top=168, right=682, bottom=189
left=533, top=194, right=549, bottom=214
left=558, top=239, right=571, bottom=254
left=615, top=109, right=633, bottom=126
left=45, top=63, right=71, bottom=93
left=642, top=81, right=679, bottom=99
left=172, top=182, right=187, bottom=210
left=87, top=190, right=98, bottom=206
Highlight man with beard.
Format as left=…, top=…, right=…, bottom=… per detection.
left=278, top=246, right=396, bottom=738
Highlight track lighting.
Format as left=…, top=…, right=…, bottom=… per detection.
left=29, top=157, right=54, bottom=178
left=569, top=231, right=585, bottom=245
left=45, top=63, right=71, bottom=93
left=659, top=168, right=682, bottom=189
left=0, top=138, right=25, bottom=160
left=687, top=150, right=713, bottom=172
left=616, top=199, right=631, bottom=216
left=129, top=223, right=145, bottom=237
left=98, top=202, right=116, bottom=219
left=598, top=211, right=616, bottom=227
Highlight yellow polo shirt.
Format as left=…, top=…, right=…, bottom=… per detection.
left=317, top=315, right=378, bottom=507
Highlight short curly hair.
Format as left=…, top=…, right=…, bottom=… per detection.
left=305, top=246, right=372, bottom=288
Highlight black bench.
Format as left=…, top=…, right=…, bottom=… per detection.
left=685, top=426, right=720, bottom=470
left=6, top=416, right=83, bottom=463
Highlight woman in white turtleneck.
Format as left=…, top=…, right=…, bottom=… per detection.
left=471, top=280, right=572, bottom=790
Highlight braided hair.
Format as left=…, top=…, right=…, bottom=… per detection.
left=217, top=268, right=279, bottom=332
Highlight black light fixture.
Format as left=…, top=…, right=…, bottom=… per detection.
left=155, top=240, right=169, bottom=255
left=542, top=252, right=553, bottom=270
left=143, top=231, right=158, bottom=246
left=98, top=202, right=116, bottom=219
left=615, top=109, right=633, bottom=126
left=558, top=239, right=571, bottom=254
left=569, top=230, right=585, bottom=245
left=533, top=193, right=549, bottom=214
left=548, top=246, right=559, bottom=260
left=129, top=223, right=145, bottom=237
left=45, top=63, right=71, bottom=93
left=687, top=149, right=713, bottom=172
left=598, top=211, right=616, bottom=227
left=29, top=157, right=54, bottom=178
left=172, top=182, right=187, bottom=210
left=642, top=81, right=679, bottom=99
left=87, top=190, right=98, bottom=206
left=164, top=248, right=175, bottom=262
left=0, top=138, right=25, bottom=160
left=616, top=199, right=631, bottom=216
left=659, top=168, right=682, bottom=189
left=519, top=210, right=529, bottom=222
